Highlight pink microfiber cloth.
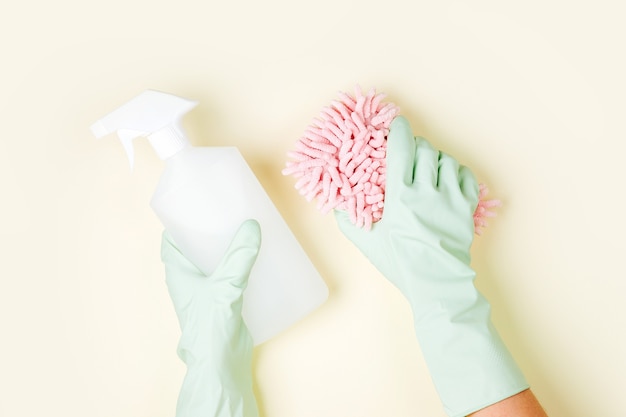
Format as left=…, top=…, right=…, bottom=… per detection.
left=283, top=86, right=500, bottom=234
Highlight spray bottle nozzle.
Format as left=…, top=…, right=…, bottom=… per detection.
left=90, top=90, right=198, bottom=169
left=90, top=120, right=110, bottom=139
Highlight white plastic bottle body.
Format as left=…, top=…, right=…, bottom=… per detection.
left=150, top=146, right=328, bottom=345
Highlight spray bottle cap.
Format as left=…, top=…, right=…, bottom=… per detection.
left=90, top=90, right=199, bottom=169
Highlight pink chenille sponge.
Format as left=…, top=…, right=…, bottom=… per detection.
left=282, top=86, right=500, bottom=234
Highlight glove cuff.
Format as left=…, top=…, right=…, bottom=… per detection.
left=409, top=289, right=528, bottom=417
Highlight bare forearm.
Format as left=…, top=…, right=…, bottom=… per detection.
left=468, top=389, right=547, bottom=417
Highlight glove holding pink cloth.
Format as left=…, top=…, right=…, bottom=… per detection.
left=335, top=116, right=529, bottom=417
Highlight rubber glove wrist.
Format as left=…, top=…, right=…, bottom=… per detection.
left=335, top=116, right=528, bottom=417
left=161, top=219, right=261, bottom=417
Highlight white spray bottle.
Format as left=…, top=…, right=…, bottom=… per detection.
left=91, top=89, right=328, bottom=345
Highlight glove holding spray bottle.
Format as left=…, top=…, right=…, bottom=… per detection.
left=161, top=220, right=261, bottom=417
left=91, top=90, right=329, bottom=416
left=91, top=89, right=328, bottom=346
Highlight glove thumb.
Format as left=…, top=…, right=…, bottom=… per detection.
left=333, top=209, right=361, bottom=242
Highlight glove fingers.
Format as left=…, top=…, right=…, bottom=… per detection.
left=437, top=151, right=460, bottom=190
left=458, top=165, right=480, bottom=208
left=212, top=219, right=262, bottom=288
left=385, top=116, right=417, bottom=196
left=414, top=136, right=439, bottom=187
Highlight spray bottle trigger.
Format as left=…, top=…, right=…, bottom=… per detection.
left=90, top=120, right=109, bottom=139
left=117, top=129, right=146, bottom=171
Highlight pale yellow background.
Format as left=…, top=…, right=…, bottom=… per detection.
left=1, top=1, right=625, bottom=416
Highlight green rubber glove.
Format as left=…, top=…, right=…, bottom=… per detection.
left=335, top=116, right=528, bottom=417
left=161, top=220, right=261, bottom=417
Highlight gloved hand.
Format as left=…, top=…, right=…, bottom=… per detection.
left=335, top=116, right=528, bottom=417
left=161, top=219, right=261, bottom=417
